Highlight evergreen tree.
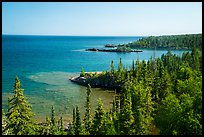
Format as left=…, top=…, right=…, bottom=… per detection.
left=67, top=108, right=76, bottom=135
left=2, top=109, right=9, bottom=135
left=135, top=59, right=140, bottom=82
left=84, top=84, right=92, bottom=134
left=118, top=58, right=123, bottom=72
left=155, top=93, right=182, bottom=135
left=50, top=106, right=58, bottom=135
left=91, top=99, right=106, bottom=135
left=42, top=116, right=51, bottom=135
left=132, top=59, right=135, bottom=71
left=131, top=81, right=154, bottom=135
left=75, top=106, right=83, bottom=135
left=56, top=116, right=66, bottom=135
left=119, top=94, right=134, bottom=135
left=112, top=96, right=119, bottom=134
left=51, top=106, right=56, bottom=126
left=67, top=123, right=75, bottom=135
left=5, top=76, right=35, bottom=135
left=110, top=60, right=115, bottom=74
left=102, top=111, right=117, bottom=135
left=80, top=67, right=85, bottom=77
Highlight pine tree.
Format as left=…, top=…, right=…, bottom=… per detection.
left=67, top=108, right=76, bottom=135
left=80, top=67, right=85, bottom=77
left=75, top=106, right=83, bottom=135
left=84, top=84, right=92, bottom=134
left=132, top=81, right=154, bottom=135
left=51, top=106, right=56, bottom=126
left=5, top=76, right=35, bottom=135
left=135, top=59, right=140, bottom=81
left=118, top=58, right=123, bottom=72
left=91, top=99, right=106, bottom=135
left=67, top=123, right=75, bottom=135
left=110, top=60, right=115, bottom=74
left=132, top=59, right=135, bottom=72
left=42, top=116, right=51, bottom=135
left=57, top=116, right=66, bottom=135
left=2, top=109, right=9, bottom=135
left=103, top=111, right=117, bottom=135
left=111, top=96, right=119, bottom=134
left=50, top=106, right=58, bottom=135
left=119, top=93, right=134, bottom=135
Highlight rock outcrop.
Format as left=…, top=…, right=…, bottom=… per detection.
left=69, top=75, right=121, bottom=92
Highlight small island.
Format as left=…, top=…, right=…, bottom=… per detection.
left=86, top=48, right=143, bottom=52
left=86, top=44, right=143, bottom=52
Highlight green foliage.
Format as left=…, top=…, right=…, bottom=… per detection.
left=80, top=67, right=85, bottom=77
left=110, top=60, right=114, bottom=74
left=2, top=109, right=9, bottom=135
left=57, top=116, right=66, bottom=135
left=116, top=45, right=132, bottom=52
left=91, top=99, right=106, bottom=135
left=75, top=106, right=84, bottom=135
left=155, top=93, right=182, bottom=135
left=119, top=94, right=134, bottom=135
left=5, top=76, right=35, bottom=135
left=130, top=81, right=154, bottom=135
left=3, top=46, right=202, bottom=135
left=83, top=84, right=93, bottom=134
left=51, top=106, right=56, bottom=126
left=102, top=112, right=117, bottom=135
left=127, top=34, right=202, bottom=50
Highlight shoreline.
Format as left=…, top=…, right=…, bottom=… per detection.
left=69, top=71, right=121, bottom=92
left=86, top=48, right=143, bottom=52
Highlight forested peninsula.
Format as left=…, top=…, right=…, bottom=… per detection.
left=122, top=34, right=202, bottom=50
left=86, top=34, right=202, bottom=52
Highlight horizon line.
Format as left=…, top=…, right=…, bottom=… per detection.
left=2, top=33, right=202, bottom=37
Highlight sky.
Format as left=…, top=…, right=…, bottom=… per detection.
left=2, top=2, right=202, bottom=36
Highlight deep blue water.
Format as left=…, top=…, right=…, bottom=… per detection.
left=2, top=35, right=190, bottom=120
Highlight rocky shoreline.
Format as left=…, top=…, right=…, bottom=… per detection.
left=69, top=74, right=121, bottom=92
left=86, top=48, right=143, bottom=52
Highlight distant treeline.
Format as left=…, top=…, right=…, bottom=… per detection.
left=125, top=34, right=202, bottom=50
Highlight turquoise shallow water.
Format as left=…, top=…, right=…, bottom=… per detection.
left=2, top=35, right=190, bottom=121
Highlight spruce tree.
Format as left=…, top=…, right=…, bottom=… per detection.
left=112, top=96, right=120, bottom=134
left=51, top=106, right=56, bottom=126
left=67, top=108, right=76, bottom=135
left=132, top=59, right=135, bottom=72
left=84, top=84, right=92, bottom=134
left=118, top=58, right=123, bottom=72
left=91, top=99, right=105, bottom=135
left=110, top=60, right=115, bottom=74
left=2, top=109, right=9, bottom=135
left=75, top=106, right=83, bottom=135
left=132, top=81, right=154, bottom=135
left=102, top=112, right=117, bottom=135
left=80, top=67, right=85, bottom=77
left=57, top=116, right=66, bottom=135
left=42, top=116, right=51, bottom=135
left=50, top=106, right=58, bottom=135
left=5, top=76, right=35, bottom=135
left=119, top=93, right=134, bottom=135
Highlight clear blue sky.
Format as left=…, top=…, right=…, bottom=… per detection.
left=2, top=2, right=202, bottom=36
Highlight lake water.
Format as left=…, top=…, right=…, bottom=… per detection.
left=2, top=35, right=190, bottom=122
